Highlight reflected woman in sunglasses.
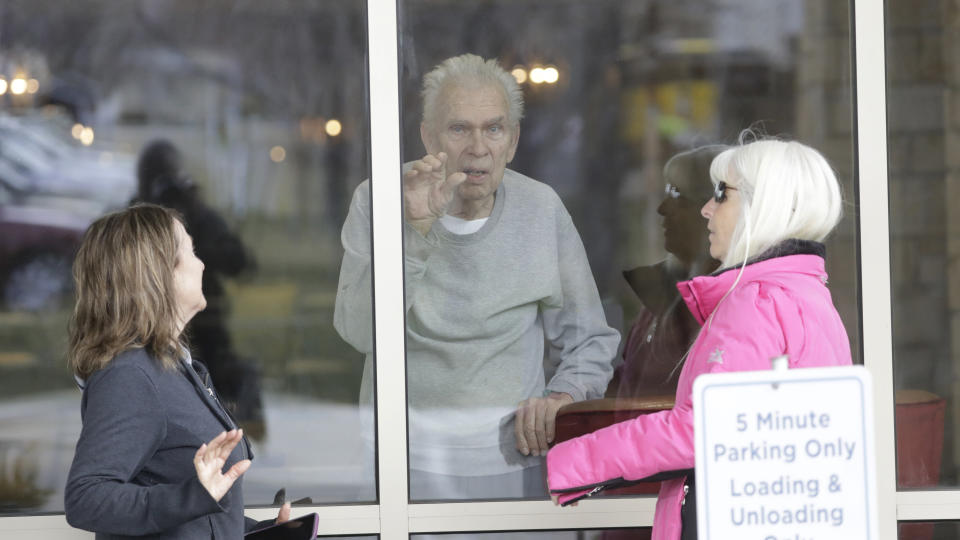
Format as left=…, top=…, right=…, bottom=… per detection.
left=611, top=146, right=726, bottom=401
left=547, top=134, right=853, bottom=540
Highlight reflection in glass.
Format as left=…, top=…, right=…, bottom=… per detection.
left=612, top=146, right=723, bottom=399
left=0, top=0, right=372, bottom=514
left=396, top=0, right=857, bottom=504
left=134, top=139, right=265, bottom=436
left=885, top=0, right=959, bottom=488
left=553, top=147, right=727, bottom=502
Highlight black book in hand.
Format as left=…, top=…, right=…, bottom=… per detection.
left=244, top=513, right=319, bottom=540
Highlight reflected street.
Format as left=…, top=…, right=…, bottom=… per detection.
left=0, top=391, right=373, bottom=513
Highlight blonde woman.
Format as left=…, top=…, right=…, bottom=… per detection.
left=547, top=137, right=852, bottom=540
left=64, top=204, right=287, bottom=539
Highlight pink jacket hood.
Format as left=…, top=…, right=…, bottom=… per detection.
left=547, top=247, right=852, bottom=540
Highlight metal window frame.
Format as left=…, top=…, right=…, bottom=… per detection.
left=852, top=0, right=898, bottom=539
left=0, top=1, right=945, bottom=539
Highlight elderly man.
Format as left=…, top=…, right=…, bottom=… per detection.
left=334, top=54, right=619, bottom=500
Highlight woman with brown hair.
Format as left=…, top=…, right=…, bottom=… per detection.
left=64, top=204, right=287, bottom=539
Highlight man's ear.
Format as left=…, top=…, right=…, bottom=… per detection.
left=420, top=122, right=438, bottom=155
left=506, top=125, right=520, bottom=163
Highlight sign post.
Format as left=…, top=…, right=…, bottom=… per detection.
left=693, top=363, right=877, bottom=539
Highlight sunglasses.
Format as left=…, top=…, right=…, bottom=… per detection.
left=713, top=181, right=738, bottom=203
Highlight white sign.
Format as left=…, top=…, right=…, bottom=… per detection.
left=693, top=365, right=877, bottom=540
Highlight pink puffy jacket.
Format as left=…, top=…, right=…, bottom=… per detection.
left=546, top=248, right=852, bottom=540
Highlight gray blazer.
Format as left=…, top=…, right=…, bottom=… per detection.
left=65, top=348, right=255, bottom=539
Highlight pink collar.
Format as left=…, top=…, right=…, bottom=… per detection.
left=676, top=254, right=827, bottom=325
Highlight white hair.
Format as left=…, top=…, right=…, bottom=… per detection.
left=421, top=54, right=524, bottom=129
left=709, top=136, right=844, bottom=269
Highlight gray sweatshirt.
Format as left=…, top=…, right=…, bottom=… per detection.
left=334, top=169, right=619, bottom=475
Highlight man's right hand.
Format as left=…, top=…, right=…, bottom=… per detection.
left=515, top=392, right=574, bottom=457
left=403, top=152, right=466, bottom=235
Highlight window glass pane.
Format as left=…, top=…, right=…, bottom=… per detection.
left=885, top=0, right=960, bottom=488
left=0, top=0, right=374, bottom=516
left=387, top=0, right=857, bottom=503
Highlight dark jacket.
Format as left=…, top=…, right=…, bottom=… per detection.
left=65, top=348, right=254, bottom=539
left=610, top=261, right=703, bottom=398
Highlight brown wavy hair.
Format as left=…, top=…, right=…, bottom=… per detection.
left=68, top=204, right=185, bottom=379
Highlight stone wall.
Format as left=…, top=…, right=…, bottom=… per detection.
left=801, top=0, right=958, bottom=483
left=796, top=0, right=859, bottom=363
left=888, top=0, right=956, bottom=481
left=942, top=0, right=960, bottom=480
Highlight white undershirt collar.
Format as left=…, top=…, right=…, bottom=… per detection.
left=439, top=214, right=488, bottom=235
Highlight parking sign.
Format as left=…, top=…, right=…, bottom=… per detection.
left=693, top=364, right=877, bottom=540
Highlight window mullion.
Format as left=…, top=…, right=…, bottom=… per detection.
left=368, top=0, right=409, bottom=538
left=852, top=0, right=897, bottom=537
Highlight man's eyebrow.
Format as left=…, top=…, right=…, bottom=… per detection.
left=447, top=116, right=507, bottom=126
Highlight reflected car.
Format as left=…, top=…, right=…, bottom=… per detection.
left=0, top=182, right=102, bottom=312
left=0, top=116, right=134, bottom=311
left=0, top=116, right=135, bottom=208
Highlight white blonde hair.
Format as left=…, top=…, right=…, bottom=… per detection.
left=709, top=136, right=843, bottom=269
left=421, top=54, right=524, bottom=129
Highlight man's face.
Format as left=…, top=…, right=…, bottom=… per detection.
left=421, top=84, right=520, bottom=205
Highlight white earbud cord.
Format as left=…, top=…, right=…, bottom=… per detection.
left=706, top=212, right=750, bottom=331
left=667, top=208, right=752, bottom=382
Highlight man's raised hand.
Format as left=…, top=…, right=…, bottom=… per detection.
left=403, top=152, right=466, bottom=235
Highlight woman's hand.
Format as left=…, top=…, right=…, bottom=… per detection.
left=194, top=429, right=251, bottom=502
left=275, top=502, right=291, bottom=524
left=547, top=480, right=578, bottom=507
